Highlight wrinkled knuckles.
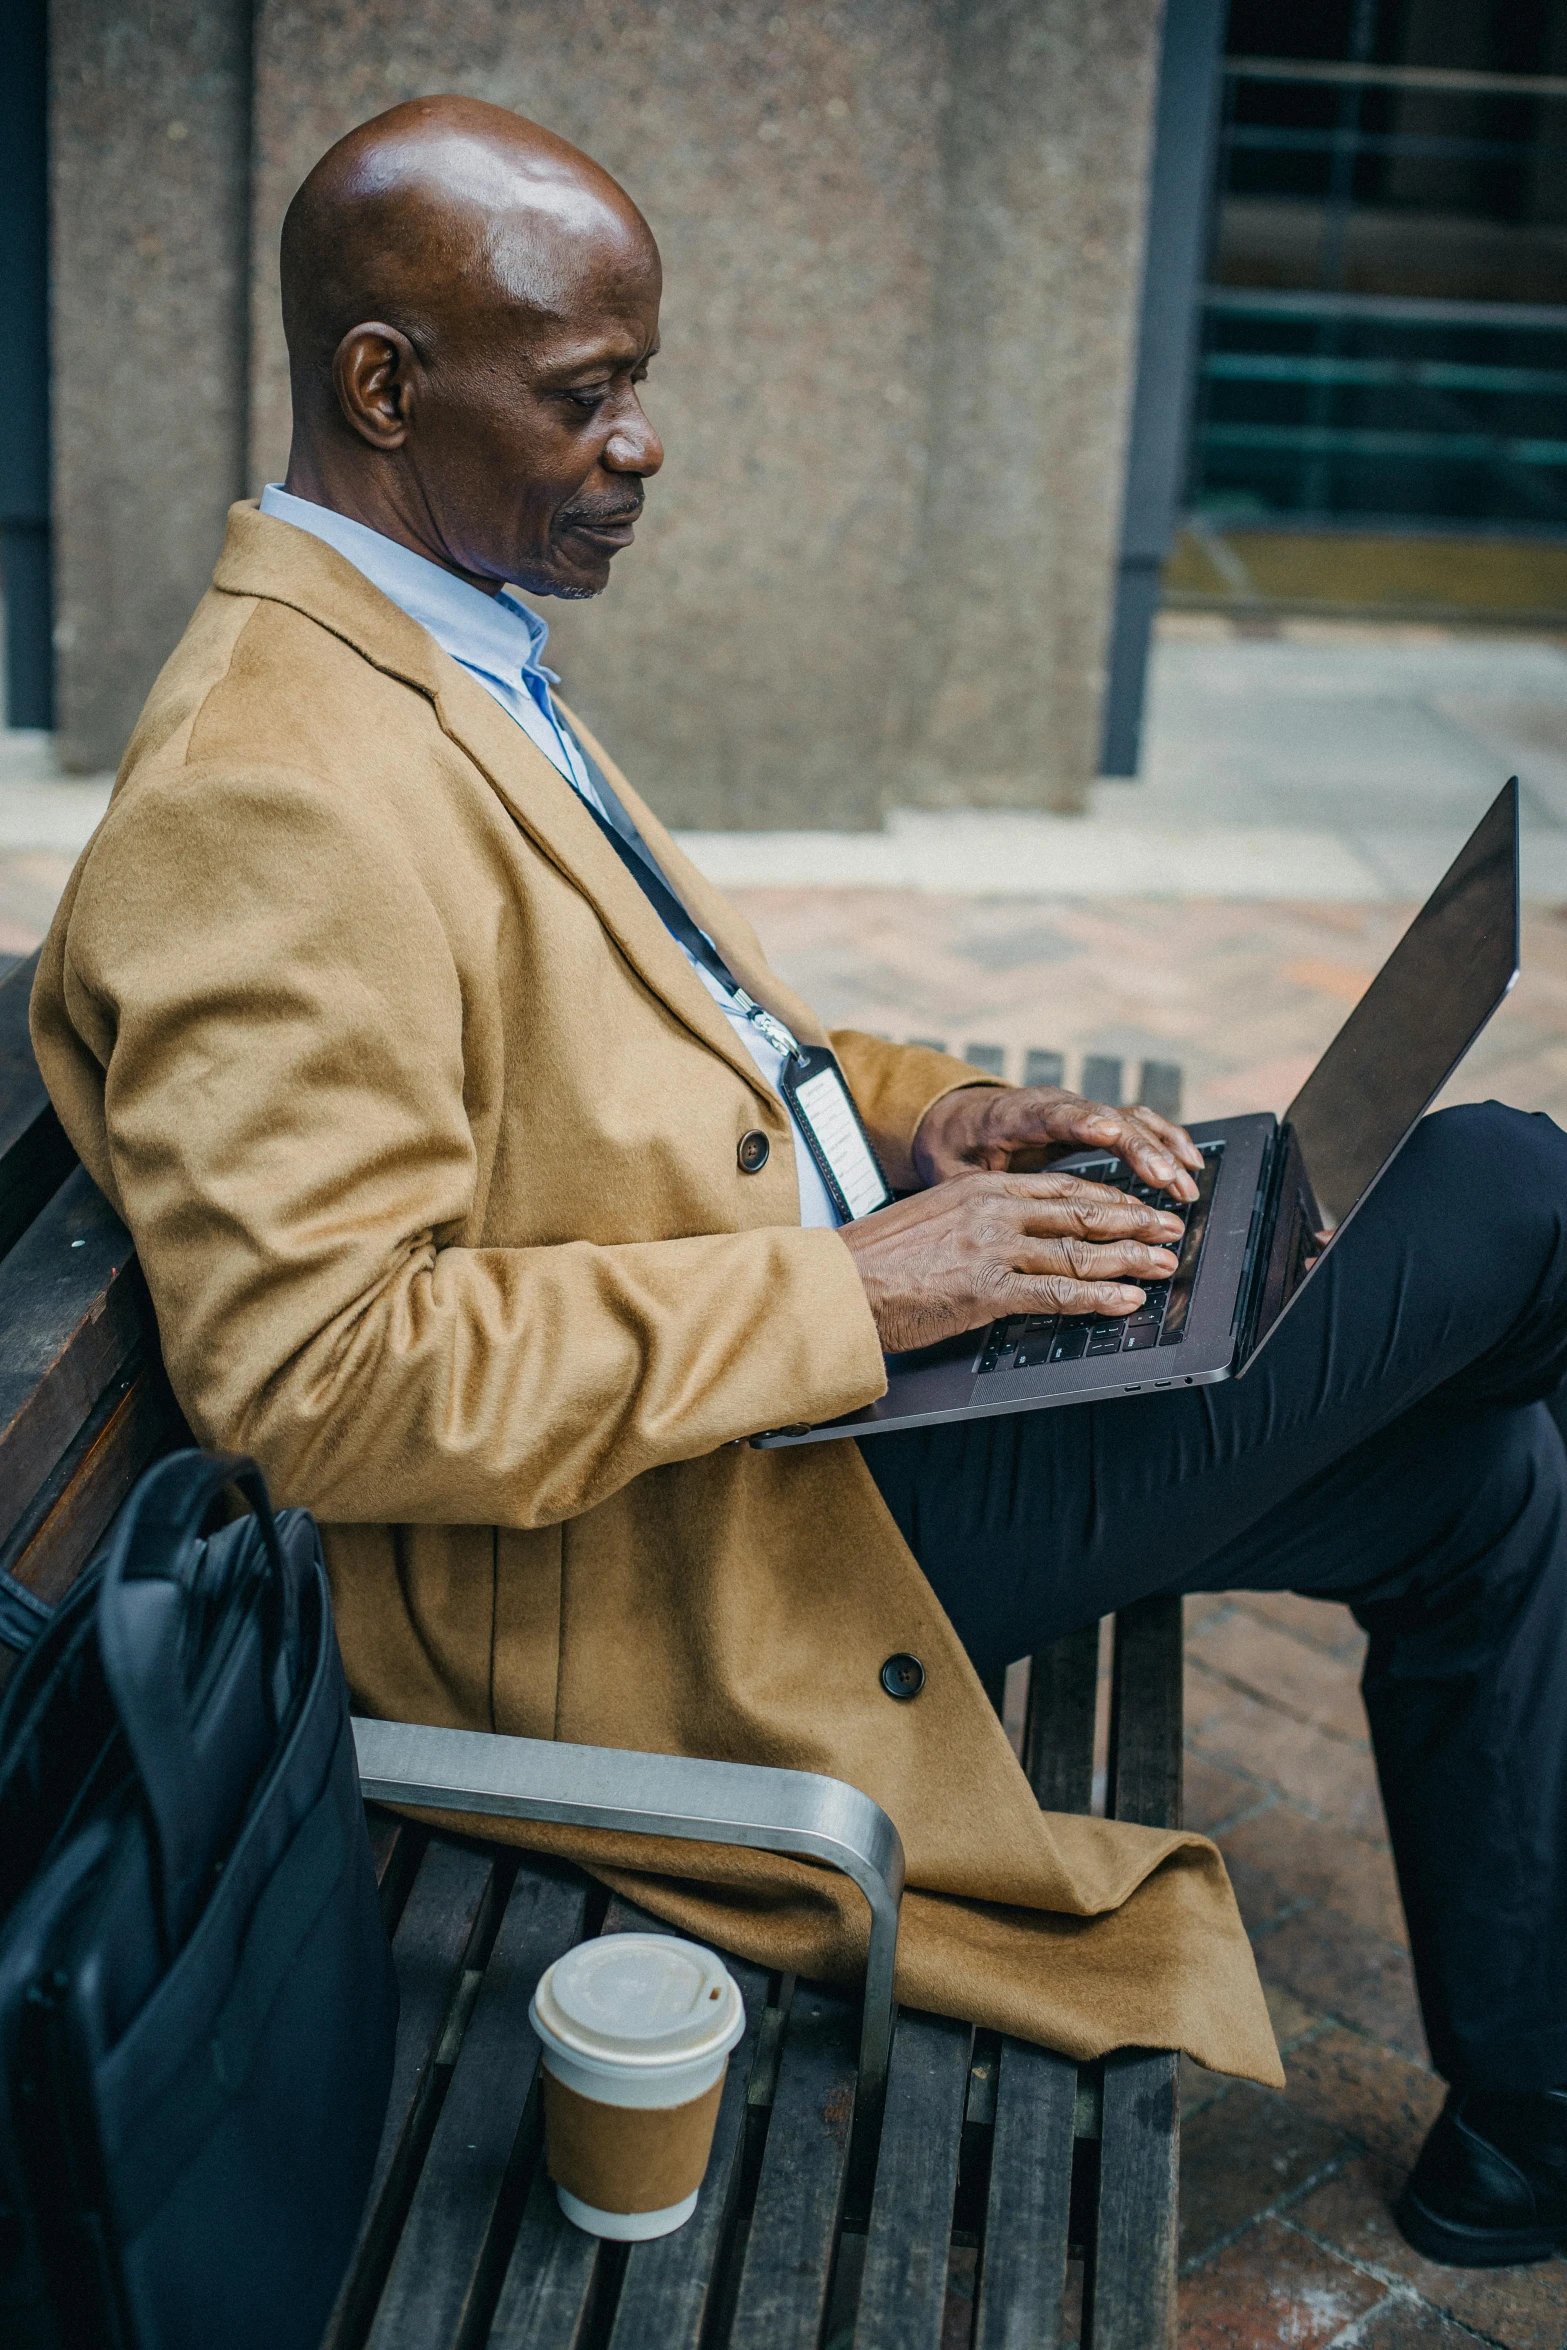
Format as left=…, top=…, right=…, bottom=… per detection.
left=1033, top=1277, right=1091, bottom=1312
left=1056, top=1238, right=1108, bottom=1277
left=1070, top=1201, right=1126, bottom=1232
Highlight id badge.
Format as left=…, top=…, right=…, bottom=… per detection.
left=779, top=1045, right=894, bottom=1221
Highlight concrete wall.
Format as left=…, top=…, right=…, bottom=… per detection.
left=899, top=0, right=1163, bottom=810
left=52, top=0, right=1163, bottom=821
left=49, top=0, right=252, bottom=776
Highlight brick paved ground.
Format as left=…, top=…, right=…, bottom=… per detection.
left=725, top=885, right=1567, bottom=1132
left=719, top=884, right=1567, bottom=2350
left=8, top=849, right=1567, bottom=2344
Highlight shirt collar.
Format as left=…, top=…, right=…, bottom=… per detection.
left=257, top=483, right=560, bottom=690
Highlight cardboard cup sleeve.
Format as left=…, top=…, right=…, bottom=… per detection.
left=543, top=2067, right=726, bottom=2214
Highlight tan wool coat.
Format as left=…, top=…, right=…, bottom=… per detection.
left=32, top=504, right=1281, bottom=2086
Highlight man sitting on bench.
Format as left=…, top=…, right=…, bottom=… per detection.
left=30, top=98, right=1567, bottom=2268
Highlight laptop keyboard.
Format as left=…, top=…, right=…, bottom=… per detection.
left=975, top=1142, right=1223, bottom=1375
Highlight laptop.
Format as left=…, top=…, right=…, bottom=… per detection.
left=757, top=777, right=1520, bottom=1448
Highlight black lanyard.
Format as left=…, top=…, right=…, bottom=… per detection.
left=553, top=716, right=893, bottom=1221
left=559, top=720, right=803, bottom=1062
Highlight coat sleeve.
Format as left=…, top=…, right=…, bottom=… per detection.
left=31, top=763, right=889, bottom=1529
left=829, top=1031, right=1008, bottom=1193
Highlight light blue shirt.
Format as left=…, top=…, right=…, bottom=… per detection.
left=258, top=484, right=838, bottom=1227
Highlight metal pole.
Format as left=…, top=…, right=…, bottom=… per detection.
left=1301, top=0, right=1381, bottom=516
left=1100, top=0, right=1229, bottom=779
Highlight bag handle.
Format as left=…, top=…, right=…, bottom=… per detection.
left=97, top=1449, right=299, bottom=1950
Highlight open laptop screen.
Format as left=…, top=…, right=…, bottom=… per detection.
left=1284, top=777, right=1520, bottom=1237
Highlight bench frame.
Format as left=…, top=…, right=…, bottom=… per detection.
left=0, top=951, right=1185, bottom=2349
left=351, top=1717, right=906, bottom=2131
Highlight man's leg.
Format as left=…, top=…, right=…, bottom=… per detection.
left=865, top=1102, right=1567, bottom=1676
left=862, top=1102, right=1567, bottom=2259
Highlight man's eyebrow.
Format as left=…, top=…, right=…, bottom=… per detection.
left=543, top=337, right=660, bottom=382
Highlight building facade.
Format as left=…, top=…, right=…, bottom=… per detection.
left=41, top=0, right=1165, bottom=824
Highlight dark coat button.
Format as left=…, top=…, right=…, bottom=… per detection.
left=737, top=1129, right=771, bottom=1174
left=880, top=1652, right=925, bottom=1701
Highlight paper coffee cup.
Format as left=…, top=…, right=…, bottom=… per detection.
left=529, top=1934, right=745, bottom=2240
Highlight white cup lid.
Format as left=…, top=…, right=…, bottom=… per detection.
left=530, top=1934, right=744, bottom=2070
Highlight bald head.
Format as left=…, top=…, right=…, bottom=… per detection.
left=277, top=97, right=664, bottom=601
left=282, top=98, right=654, bottom=404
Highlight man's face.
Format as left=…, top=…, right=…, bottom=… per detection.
left=389, top=222, right=664, bottom=600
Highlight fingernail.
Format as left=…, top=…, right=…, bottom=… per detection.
left=1152, top=1153, right=1176, bottom=1176
left=1116, top=1286, right=1143, bottom=1302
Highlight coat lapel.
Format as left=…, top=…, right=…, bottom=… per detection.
left=214, top=504, right=794, bottom=1098
left=558, top=706, right=832, bottom=1056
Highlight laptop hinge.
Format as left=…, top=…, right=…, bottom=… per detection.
left=1234, top=1125, right=1285, bottom=1366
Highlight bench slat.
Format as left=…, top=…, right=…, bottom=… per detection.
left=367, top=1813, right=410, bottom=1890
left=0, top=1362, right=185, bottom=1606
left=725, top=1981, right=858, bottom=2350
left=603, top=1900, right=770, bottom=2350
left=367, top=1862, right=588, bottom=2350
left=973, top=2038, right=1077, bottom=2350
left=852, top=2010, right=973, bottom=2350
left=0, top=977, right=1191, bottom=2348
left=485, top=2165, right=604, bottom=2350
left=1086, top=2051, right=1179, bottom=2350
left=0, top=953, right=76, bottom=1268
left=323, top=1839, right=498, bottom=2350
left=1105, top=1596, right=1183, bottom=1832
left=1082, top=1596, right=1185, bottom=2350
left=1137, top=1061, right=1184, bottom=1123
left=1023, top=1623, right=1100, bottom=1815
left=0, top=1168, right=149, bottom=1557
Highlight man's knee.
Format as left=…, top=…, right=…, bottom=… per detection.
left=1350, top=1401, right=1567, bottom=1634
left=1394, top=1103, right=1567, bottom=1241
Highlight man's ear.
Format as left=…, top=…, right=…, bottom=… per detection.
left=332, top=322, right=417, bottom=449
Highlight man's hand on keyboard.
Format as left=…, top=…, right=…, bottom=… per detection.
left=912, top=1085, right=1203, bottom=1204
left=836, top=1169, right=1184, bottom=1357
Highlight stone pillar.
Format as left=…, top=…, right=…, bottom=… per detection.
left=894, top=0, right=1162, bottom=812
left=49, top=0, right=252, bottom=773
left=249, top=0, right=947, bottom=830
left=250, top=0, right=1162, bottom=824
left=50, top=0, right=1163, bottom=812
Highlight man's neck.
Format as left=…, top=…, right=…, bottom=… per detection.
left=279, top=452, right=504, bottom=598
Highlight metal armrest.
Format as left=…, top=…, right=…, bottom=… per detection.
left=352, top=1716, right=905, bottom=2120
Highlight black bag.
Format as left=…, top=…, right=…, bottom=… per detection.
left=0, top=1450, right=397, bottom=2350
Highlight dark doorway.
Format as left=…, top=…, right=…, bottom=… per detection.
left=1, top=0, right=52, bottom=731
left=1196, top=0, right=1567, bottom=531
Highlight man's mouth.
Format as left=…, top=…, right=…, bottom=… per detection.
left=560, top=504, right=642, bottom=548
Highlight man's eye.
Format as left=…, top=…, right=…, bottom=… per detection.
left=567, top=386, right=609, bottom=410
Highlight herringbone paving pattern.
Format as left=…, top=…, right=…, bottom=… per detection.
left=8, top=855, right=1567, bottom=2344
left=723, top=884, right=1567, bottom=2350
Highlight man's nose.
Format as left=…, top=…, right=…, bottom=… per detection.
left=605, top=397, right=663, bottom=478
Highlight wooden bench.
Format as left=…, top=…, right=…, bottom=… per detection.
left=0, top=949, right=1185, bottom=2350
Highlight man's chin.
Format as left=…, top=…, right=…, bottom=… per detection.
left=509, top=566, right=610, bottom=602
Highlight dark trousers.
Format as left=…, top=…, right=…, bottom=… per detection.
left=861, top=1102, right=1567, bottom=2094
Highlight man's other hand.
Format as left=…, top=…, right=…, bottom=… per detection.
left=836, top=1170, right=1184, bottom=1357
left=913, top=1084, right=1203, bottom=1203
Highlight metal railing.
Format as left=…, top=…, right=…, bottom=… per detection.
left=1192, top=53, right=1567, bottom=524
left=353, top=1716, right=907, bottom=2128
